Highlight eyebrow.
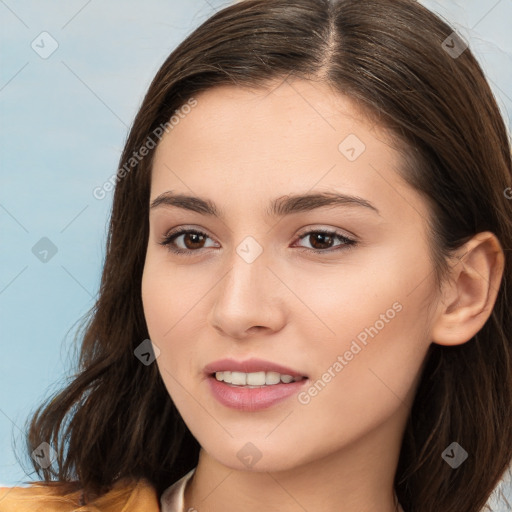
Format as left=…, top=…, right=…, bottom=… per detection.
left=150, top=191, right=381, bottom=218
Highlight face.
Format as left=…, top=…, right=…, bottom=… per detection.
left=141, top=78, right=439, bottom=473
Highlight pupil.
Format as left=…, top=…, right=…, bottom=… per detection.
left=186, top=233, right=204, bottom=249
left=312, top=233, right=332, bottom=249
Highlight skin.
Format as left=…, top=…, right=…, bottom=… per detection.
left=141, top=78, right=504, bottom=512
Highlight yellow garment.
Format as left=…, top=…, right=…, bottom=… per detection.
left=0, top=478, right=160, bottom=512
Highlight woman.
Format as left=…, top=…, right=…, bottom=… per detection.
left=1, top=0, right=511, bottom=511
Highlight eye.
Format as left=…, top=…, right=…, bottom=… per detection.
left=293, top=228, right=357, bottom=253
left=159, top=228, right=218, bottom=256
left=159, top=227, right=357, bottom=256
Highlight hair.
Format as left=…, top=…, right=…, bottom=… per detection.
left=20, top=1, right=512, bottom=511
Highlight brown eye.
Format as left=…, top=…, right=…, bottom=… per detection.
left=160, top=229, right=217, bottom=255
left=295, top=229, right=357, bottom=253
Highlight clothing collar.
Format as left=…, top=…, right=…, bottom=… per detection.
left=160, top=468, right=196, bottom=512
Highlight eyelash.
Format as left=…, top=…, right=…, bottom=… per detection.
left=159, top=227, right=357, bottom=256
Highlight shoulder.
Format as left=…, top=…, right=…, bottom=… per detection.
left=0, top=477, right=160, bottom=511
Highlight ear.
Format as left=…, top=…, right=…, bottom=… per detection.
left=430, top=231, right=505, bottom=346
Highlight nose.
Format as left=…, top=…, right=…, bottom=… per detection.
left=207, top=249, right=287, bottom=340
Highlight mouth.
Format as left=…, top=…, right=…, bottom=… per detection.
left=203, top=358, right=309, bottom=411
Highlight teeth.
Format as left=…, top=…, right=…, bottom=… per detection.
left=265, top=371, right=281, bottom=385
left=231, top=371, right=247, bottom=385
left=247, top=371, right=265, bottom=385
left=214, top=371, right=303, bottom=386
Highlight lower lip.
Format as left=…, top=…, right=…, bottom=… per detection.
left=207, top=375, right=308, bottom=411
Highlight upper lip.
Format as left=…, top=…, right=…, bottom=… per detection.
left=204, top=358, right=307, bottom=378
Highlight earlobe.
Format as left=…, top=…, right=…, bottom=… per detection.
left=430, top=231, right=505, bottom=347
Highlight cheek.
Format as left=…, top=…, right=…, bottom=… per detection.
left=141, top=254, right=202, bottom=338
left=277, top=247, right=421, bottom=349
left=289, top=311, right=428, bottom=466
left=297, top=281, right=432, bottom=437
left=142, top=261, right=179, bottom=375
left=291, top=251, right=433, bottom=406
left=141, top=258, right=206, bottom=391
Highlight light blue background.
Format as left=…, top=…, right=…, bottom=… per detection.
left=1, top=0, right=511, bottom=508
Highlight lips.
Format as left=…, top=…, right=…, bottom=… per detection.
left=204, top=358, right=309, bottom=411
left=203, top=358, right=307, bottom=378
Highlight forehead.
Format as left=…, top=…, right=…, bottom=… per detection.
left=150, top=79, right=429, bottom=225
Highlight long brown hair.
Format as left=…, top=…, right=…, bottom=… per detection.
left=20, top=1, right=512, bottom=510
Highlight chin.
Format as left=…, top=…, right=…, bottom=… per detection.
left=198, top=435, right=312, bottom=473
